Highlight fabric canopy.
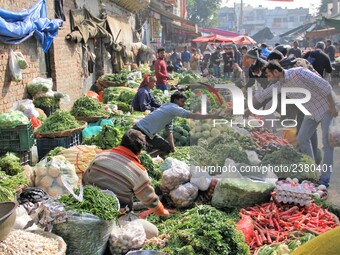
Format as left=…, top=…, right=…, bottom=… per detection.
left=306, top=27, right=340, bottom=38
left=198, top=27, right=240, bottom=37
left=321, top=17, right=340, bottom=30
left=192, top=34, right=234, bottom=43
left=232, top=35, right=256, bottom=45
left=252, top=27, right=274, bottom=42
left=0, top=0, right=62, bottom=52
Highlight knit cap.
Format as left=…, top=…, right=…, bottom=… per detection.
left=246, top=47, right=259, bottom=59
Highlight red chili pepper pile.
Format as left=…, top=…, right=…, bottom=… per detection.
left=239, top=201, right=338, bottom=250
left=251, top=131, right=290, bottom=148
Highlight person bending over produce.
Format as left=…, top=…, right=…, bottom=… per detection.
left=82, top=129, right=169, bottom=217
left=133, top=91, right=224, bottom=156
left=131, top=75, right=161, bottom=112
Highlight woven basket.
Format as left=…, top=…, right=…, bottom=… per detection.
left=75, top=115, right=109, bottom=123
left=29, top=230, right=67, bottom=255
left=97, top=79, right=128, bottom=89
left=35, top=121, right=87, bottom=138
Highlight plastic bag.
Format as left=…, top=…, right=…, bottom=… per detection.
left=169, top=183, right=198, bottom=208
left=329, top=117, right=340, bottom=147
left=52, top=212, right=115, bottom=255
left=161, top=164, right=191, bottom=191
left=34, top=155, right=78, bottom=197
left=159, top=157, right=189, bottom=171
left=246, top=150, right=261, bottom=165
left=9, top=49, right=22, bottom=82
left=109, top=220, right=146, bottom=255
left=236, top=214, right=255, bottom=244
left=190, top=166, right=212, bottom=191
left=27, top=77, right=53, bottom=97
left=12, top=99, right=39, bottom=118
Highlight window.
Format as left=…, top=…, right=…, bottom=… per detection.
left=289, top=16, right=295, bottom=22
left=299, top=16, right=305, bottom=22
left=274, top=18, right=281, bottom=22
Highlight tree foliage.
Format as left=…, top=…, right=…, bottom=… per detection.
left=186, top=0, right=222, bottom=27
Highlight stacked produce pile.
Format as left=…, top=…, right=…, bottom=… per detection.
left=102, top=87, right=136, bottom=113
left=71, top=96, right=108, bottom=118
left=144, top=205, right=250, bottom=255
left=36, top=110, right=82, bottom=134
left=0, top=153, right=28, bottom=202
left=161, top=117, right=191, bottom=146
left=99, top=72, right=128, bottom=85
left=83, top=125, right=124, bottom=150
left=239, top=201, right=339, bottom=252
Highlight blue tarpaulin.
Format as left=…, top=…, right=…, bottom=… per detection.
left=0, top=0, right=62, bottom=52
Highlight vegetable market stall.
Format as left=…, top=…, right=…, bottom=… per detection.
left=0, top=67, right=339, bottom=255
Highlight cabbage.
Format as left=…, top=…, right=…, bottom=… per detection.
left=0, top=110, right=30, bottom=128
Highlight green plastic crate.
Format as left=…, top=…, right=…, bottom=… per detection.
left=0, top=123, right=34, bottom=151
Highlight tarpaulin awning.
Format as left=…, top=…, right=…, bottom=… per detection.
left=251, top=27, right=274, bottom=42
left=306, top=27, right=340, bottom=38
left=321, top=17, right=340, bottom=30
left=192, top=34, right=235, bottom=43
left=66, top=8, right=112, bottom=44
left=279, top=22, right=316, bottom=38
left=232, top=35, right=256, bottom=45
left=0, top=0, right=62, bottom=52
left=106, top=16, right=134, bottom=49
left=198, top=27, right=240, bottom=37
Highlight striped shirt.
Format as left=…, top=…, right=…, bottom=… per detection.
left=255, top=67, right=332, bottom=122
left=82, top=151, right=160, bottom=209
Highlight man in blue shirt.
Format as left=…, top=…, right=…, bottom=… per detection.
left=131, top=76, right=161, bottom=112
left=133, top=91, right=223, bottom=156
left=181, top=46, right=191, bottom=70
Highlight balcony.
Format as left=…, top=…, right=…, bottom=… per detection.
left=110, top=0, right=150, bottom=12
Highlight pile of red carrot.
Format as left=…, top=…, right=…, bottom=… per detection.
left=251, top=131, right=289, bottom=148
left=239, top=201, right=338, bottom=250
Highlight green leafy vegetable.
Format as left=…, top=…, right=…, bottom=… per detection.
left=36, top=110, right=82, bottom=133
left=71, top=96, right=107, bottom=117
left=33, top=97, right=60, bottom=108
left=0, top=153, right=23, bottom=176
left=0, top=110, right=29, bottom=128
left=144, top=205, right=250, bottom=255
left=58, top=185, right=119, bottom=220
left=83, top=125, right=124, bottom=149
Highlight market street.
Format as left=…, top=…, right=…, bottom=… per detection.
left=326, top=83, right=340, bottom=208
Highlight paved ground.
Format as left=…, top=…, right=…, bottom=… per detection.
left=325, top=82, right=340, bottom=208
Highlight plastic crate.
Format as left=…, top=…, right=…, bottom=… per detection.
left=0, top=150, right=32, bottom=166
left=36, top=132, right=82, bottom=160
left=0, top=123, right=34, bottom=151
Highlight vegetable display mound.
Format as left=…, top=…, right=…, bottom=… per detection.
left=261, top=146, right=318, bottom=181
left=36, top=110, right=82, bottom=133
left=33, top=97, right=60, bottom=108
left=70, top=96, right=107, bottom=117
left=58, top=185, right=119, bottom=220
left=144, top=205, right=250, bottom=255
left=0, top=171, right=28, bottom=202
left=82, top=125, right=124, bottom=150
left=0, top=153, right=23, bottom=176
left=102, top=87, right=135, bottom=104
left=100, top=72, right=128, bottom=84
left=139, top=151, right=162, bottom=189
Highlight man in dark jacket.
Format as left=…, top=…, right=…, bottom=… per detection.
left=325, top=39, right=336, bottom=62
left=303, top=41, right=332, bottom=78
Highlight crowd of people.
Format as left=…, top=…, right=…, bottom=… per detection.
left=82, top=39, right=339, bottom=225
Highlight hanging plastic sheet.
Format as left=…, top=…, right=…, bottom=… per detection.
left=0, top=0, right=63, bottom=52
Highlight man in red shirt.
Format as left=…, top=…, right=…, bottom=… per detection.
left=154, top=47, right=169, bottom=91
